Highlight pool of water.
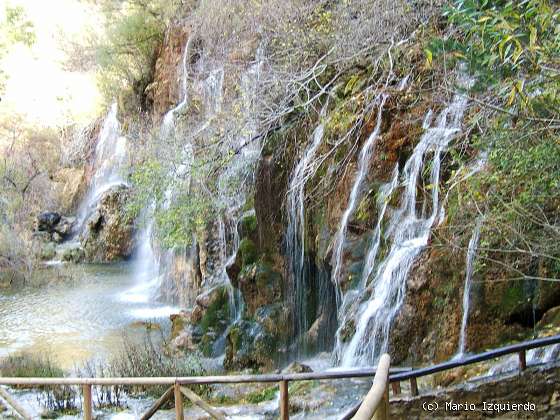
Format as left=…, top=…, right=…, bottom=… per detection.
left=0, top=262, right=178, bottom=369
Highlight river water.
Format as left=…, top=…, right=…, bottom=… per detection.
left=0, top=263, right=177, bottom=370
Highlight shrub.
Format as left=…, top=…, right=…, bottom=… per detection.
left=0, top=353, right=78, bottom=415
left=87, top=332, right=209, bottom=403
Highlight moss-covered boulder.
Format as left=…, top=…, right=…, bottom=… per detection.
left=236, top=260, right=283, bottom=317
left=174, top=285, right=232, bottom=357
left=224, top=319, right=277, bottom=371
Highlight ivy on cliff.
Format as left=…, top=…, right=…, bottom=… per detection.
left=431, top=1, right=560, bottom=296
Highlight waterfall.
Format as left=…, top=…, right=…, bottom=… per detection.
left=286, top=118, right=326, bottom=350
left=75, top=103, right=128, bottom=231
left=333, top=166, right=399, bottom=361
left=331, top=94, right=388, bottom=303
left=339, top=75, right=471, bottom=367
left=130, top=37, right=192, bottom=306
left=457, top=219, right=483, bottom=357
left=120, top=217, right=161, bottom=304
left=212, top=53, right=264, bottom=319
left=359, top=166, right=400, bottom=290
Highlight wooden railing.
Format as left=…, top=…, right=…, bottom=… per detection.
left=342, top=334, right=560, bottom=419
left=0, top=365, right=411, bottom=419
left=1, top=334, right=558, bottom=419
left=351, top=354, right=390, bottom=420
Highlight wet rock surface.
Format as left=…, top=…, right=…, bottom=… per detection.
left=80, top=185, right=135, bottom=262
left=36, top=212, right=61, bottom=232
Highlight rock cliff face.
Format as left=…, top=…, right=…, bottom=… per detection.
left=52, top=168, right=87, bottom=214
left=149, top=18, right=560, bottom=371
left=147, top=24, right=190, bottom=119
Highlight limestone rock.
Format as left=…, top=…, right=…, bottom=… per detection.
left=53, top=168, right=87, bottom=213
left=54, top=216, right=76, bottom=237
left=282, top=362, right=313, bottom=374
left=80, top=185, right=135, bottom=262
left=224, top=319, right=277, bottom=371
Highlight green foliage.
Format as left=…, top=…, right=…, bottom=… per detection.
left=487, top=131, right=560, bottom=208
left=239, top=239, right=257, bottom=267
left=4, top=5, right=36, bottom=46
left=90, top=0, right=181, bottom=106
left=127, top=159, right=166, bottom=218
left=431, top=1, right=560, bottom=290
left=245, top=385, right=277, bottom=404
left=156, top=196, right=213, bottom=249
left=239, top=213, right=257, bottom=237
left=127, top=158, right=216, bottom=249
left=0, top=352, right=78, bottom=414
left=440, top=0, right=560, bottom=115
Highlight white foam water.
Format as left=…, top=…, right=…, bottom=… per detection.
left=339, top=74, right=472, bottom=367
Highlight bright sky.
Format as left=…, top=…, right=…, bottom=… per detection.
left=1, top=0, right=102, bottom=127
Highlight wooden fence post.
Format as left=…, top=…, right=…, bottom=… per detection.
left=391, top=381, right=401, bottom=396
left=279, top=380, right=289, bottom=420
left=0, top=387, right=32, bottom=420
left=140, top=386, right=174, bottom=420
left=180, top=386, right=226, bottom=419
left=518, top=351, right=527, bottom=371
left=174, top=383, right=184, bottom=420
left=409, top=377, right=418, bottom=396
left=372, top=383, right=389, bottom=420
left=82, top=384, right=92, bottom=420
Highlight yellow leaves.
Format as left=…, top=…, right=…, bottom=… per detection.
left=424, top=49, right=433, bottom=68
left=506, top=79, right=525, bottom=107
left=496, top=34, right=523, bottom=64
left=529, top=26, right=538, bottom=52
left=507, top=85, right=517, bottom=106
left=344, top=75, right=360, bottom=95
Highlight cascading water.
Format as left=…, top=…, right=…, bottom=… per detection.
left=331, top=94, right=388, bottom=304
left=129, top=38, right=192, bottom=306
left=75, top=103, right=128, bottom=231
left=456, top=218, right=483, bottom=357
left=120, top=214, right=161, bottom=305
left=338, top=75, right=472, bottom=367
left=211, top=52, right=264, bottom=319
left=487, top=343, right=560, bottom=377
left=333, top=166, right=399, bottom=361
left=286, top=118, right=326, bottom=350
left=359, top=166, right=400, bottom=291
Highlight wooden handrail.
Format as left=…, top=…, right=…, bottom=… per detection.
left=390, top=334, right=560, bottom=382
left=1, top=334, right=557, bottom=419
left=140, top=386, right=174, bottom=420
left=352, top=354, right=390, bottom=420
left=341, top=334, right=560, bottom=419
left=0, top=367, right=411, bottom=386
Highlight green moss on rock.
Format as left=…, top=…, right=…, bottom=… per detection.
left=239, top=239, right=257, bottom=267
